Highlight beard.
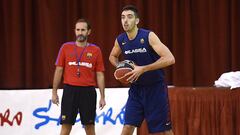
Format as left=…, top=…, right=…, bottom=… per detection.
left=76, top=35, right=87, bottom=42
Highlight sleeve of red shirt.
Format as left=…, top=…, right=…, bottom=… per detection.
left=55, top=45, right=65, bottom=67
left=95, top=47, right=105, bottom=72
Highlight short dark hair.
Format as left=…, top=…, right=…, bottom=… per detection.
left=76, top=18, right=91, bottom=30
left=122, top=5, right=139, bottom=18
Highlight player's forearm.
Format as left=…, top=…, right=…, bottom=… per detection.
left=142, top=55, right=175, bottom=72
left=52, top=67, right=63, bottom=92
left=109, top=55, right=119, bottom=67
left=96, top=72, right=105, bottom=98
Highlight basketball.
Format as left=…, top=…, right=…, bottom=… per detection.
left=114, top=60, right=134, bottom=84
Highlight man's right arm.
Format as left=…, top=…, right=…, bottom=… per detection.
left=52, top=66, right=63, bottom=105
left=109, top=39, right=122, bottom=67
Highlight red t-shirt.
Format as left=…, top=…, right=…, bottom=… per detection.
left=55, top=42, right=105, bottom=86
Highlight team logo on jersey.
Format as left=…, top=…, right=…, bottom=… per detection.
left=140, top=38, right=145, bottom=44
left=86, top=52, right=93, bottom=59
left=122, top=41, right=126, bottom=45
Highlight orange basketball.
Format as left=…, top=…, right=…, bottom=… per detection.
left=114, top=60, right=134, bottom=84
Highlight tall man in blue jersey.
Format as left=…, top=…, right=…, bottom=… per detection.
left=109, top=5, right=175, bottom=135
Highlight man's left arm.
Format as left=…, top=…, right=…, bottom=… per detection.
left=96, top=71, right=106, bottom=110
left=127, top=32, right=175, bottom=82
left=143, top=32, right=175, bottom=71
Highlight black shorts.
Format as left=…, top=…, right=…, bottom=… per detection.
left=60, top=84, right=96, bottom=125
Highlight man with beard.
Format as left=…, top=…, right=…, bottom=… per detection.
left=109, top=5, right=175, bottom=135
left=52, top=18, right=106, bottom=135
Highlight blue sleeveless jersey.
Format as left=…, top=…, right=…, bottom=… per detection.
left=117, top=28, right=165, bottom=85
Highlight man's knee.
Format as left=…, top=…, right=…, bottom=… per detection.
left=84, top=124, right=95, bottom=135
left=121, top=125, right=135, bottom=135
left=60, top=124, right=72, bottom=135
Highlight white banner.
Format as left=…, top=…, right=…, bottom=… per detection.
left=0, top=88, right=137, bottom=135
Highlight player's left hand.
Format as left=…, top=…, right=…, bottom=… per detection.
left=99, top=97, right=106, bottom=110
left=52, top=91, right=59, bottom=106
left=126, top=65, right=145, bottom=83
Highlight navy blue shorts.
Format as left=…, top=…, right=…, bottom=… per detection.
left=60, top=84, right=96, bottom=125
left=124, top=82, right=172, bottom=133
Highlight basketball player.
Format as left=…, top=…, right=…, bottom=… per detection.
left=52, top=18, right=106, bottom=135
left=109, top=5, right=175, bottom=135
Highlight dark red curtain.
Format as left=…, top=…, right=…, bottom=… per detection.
left=0, top=0, right=239, bottom=88
left=138, top=87, right=240, bottom=135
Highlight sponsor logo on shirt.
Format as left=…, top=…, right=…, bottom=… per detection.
left=68, top=61, right=93, bottom=68
left=124, top=47, right=147, bottom=54
left=165, top=122, right=171, bottom=126
left=122, top=42, right=126, bottom=45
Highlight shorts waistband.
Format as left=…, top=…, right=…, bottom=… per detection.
left=64, top=84, right=95, bottom=89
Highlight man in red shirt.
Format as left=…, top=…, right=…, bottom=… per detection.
left=52, top=18, right=106, bottom=135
